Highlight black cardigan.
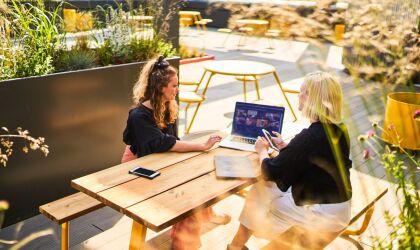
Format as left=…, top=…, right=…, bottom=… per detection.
left=262, top=121, right=352, bottom=205
left=123, top=104, right=179, bottom=157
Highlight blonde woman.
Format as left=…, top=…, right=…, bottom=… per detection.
left=122, top=56, right=229, bottom=250
left=228, top=71, right=353, bottom=250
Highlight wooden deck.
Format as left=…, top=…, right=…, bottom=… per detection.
left=0, top=28, right=415, bottom=250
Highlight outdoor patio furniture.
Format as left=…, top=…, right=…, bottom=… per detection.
left=234, top=75, right=262, bottom=101
left=39, top=192, right=104, bottom=250
left=179, top=90, right=206, bottom=134
left=179, top=11, right=212, bottom=31
left=217, top=28, right=233, bottom=47
left=263, top=170, right=388, bottom=250
left=265, top=30, right=281, bottom=49
left=196, top=60, right=298, bottom=122
left=70, top=132, right=263, bottom=250
left=179, top=77, right=207, bottom=134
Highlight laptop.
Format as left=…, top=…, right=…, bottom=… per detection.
left=219, top=102, right=285, bottom=152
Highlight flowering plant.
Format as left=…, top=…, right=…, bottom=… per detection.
left=359, top=122, right=420, bottom=249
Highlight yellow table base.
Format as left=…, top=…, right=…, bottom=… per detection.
left=129, top=221, right=147, bottom=250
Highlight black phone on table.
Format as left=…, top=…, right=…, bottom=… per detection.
left=262, top=129, right=279, bottom=151
left=129, top=167, right=160, bottom=179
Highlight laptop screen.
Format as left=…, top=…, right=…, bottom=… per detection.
left=232, top=102, right=285, bottom=138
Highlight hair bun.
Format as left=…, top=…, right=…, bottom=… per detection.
left=154, top=56, right=169, bottom=69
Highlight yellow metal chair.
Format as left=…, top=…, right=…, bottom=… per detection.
left=178, top=77, right=206, bottom=134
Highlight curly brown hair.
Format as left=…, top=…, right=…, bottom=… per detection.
left=132, top=56, right=178, bottom=129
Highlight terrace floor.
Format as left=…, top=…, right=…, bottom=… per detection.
left=0, top=28, right=416, bottom=250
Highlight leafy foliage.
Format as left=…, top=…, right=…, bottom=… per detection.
left=360, top=124, right=420, bottom=249
left=3, top=0, right=63, bottom=78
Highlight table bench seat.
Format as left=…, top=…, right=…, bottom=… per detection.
left=39, top=192, right=104, bottom=250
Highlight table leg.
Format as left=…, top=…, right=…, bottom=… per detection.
left=129, top=220, right=147, bottom=250
left=201, top=72, right=215, bottom=96
left=254, top=76, right=261, bottom=100
left=61, top=222, right=69, bottom=250
left=272, top=72, right=298, bottom=121
left=242, top=77, right=247, bottom=101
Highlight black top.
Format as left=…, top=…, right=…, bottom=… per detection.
left=123, top=104, right=179, bottom=157
left=262, top=121, right=352, bottom=206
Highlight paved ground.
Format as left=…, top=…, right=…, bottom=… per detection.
left=0, top=27, right=416, bottom=250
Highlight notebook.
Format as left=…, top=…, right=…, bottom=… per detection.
left=214, top=155, right=256, bottom=179
left=219, top=102, right=285, bottom=151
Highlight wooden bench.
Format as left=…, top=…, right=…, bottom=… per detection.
left=39, top=192, right=104, bottom=250
left=262, top=169, right=388, bottom=250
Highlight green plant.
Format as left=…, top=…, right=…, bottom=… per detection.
left=55, top=37, right=97, bottom=72
left=5, top=0, right=64, bottom=78
left=359, top=123, right=420, bottom=249
left=129, top=35, right=176, bottom=62
left=94, top=3, right=132, bottom=65
left=179, top=44, right=205, bottom=59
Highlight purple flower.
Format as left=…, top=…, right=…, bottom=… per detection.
left=414, top=110, right=420, bottom=121
left=362, top=148, right=370, bottom=160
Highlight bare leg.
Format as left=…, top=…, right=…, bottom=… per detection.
left=230, top=224, right=253, bottom=248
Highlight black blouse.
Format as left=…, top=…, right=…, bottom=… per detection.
left=123, top=104, right=179, bottom=157
left=262, top=121, right=352, bottom=206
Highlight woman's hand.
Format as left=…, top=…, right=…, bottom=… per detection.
left=255, top=136, right=269, bottom=154
left=272, top=131, right=288, bottom=150
left=201, top=135, right=222, bottom=150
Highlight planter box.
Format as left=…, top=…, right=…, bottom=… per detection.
left=180, top=55, right=215, bottom=65
left=0, top=57, right=180, bottom=227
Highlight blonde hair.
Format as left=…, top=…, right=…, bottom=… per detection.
left=301, top=71, right=343, bottom=124
left=132, top=56, right=178, bottom=129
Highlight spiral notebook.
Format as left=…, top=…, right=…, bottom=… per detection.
left=214, top=155, right=257, bottom=179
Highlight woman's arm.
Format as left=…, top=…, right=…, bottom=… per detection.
left=170, top=135, right=222, bottom=152
left=255, top=136, right=270, bottom=165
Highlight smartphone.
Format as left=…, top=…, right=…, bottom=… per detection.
left=129, top=167, right=160, bottom=179
left=262, top=129, right=279, bottom=151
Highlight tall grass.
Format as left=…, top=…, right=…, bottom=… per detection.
left=3, top=0, right=64, bottom=79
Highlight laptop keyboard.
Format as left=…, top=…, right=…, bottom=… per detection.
left=232, top=136, right=256, bottom=144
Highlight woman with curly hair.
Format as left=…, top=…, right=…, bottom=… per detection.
left=122, top=56, right=229, bottom=250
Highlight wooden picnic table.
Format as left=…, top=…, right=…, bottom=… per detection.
left=70, top=130, right=388, bottom=249
left=71, top=132, right=261, bottom=249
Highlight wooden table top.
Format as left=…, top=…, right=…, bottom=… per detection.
left=203, top=60, right=276, bottom=76
left=71, top=131, right=388, bottom=233
left=71, top=132, right=260, bottom=231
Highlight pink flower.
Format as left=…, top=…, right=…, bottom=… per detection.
left=362, top=148, right=370, bottom=160
left=367, top=129, right=375, bottom=138
left=414, top=110, right=420, bottom=121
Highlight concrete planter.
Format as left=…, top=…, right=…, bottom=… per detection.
left=0, top=57, right=180, bottom=226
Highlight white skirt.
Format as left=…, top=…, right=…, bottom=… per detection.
left=239, top=181, right=351, bottom=239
